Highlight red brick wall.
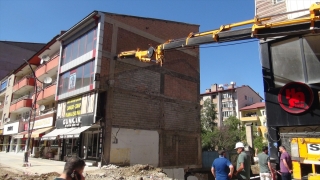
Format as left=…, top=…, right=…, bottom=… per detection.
left=102, top=13, right=201, bottom=167
left=102, top=23, right=113, bottom=52
left=164, top=75, right=198, bottom=102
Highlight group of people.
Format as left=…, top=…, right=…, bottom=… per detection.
left=211, top=142, right=293, bottom=180
left=55, top=142, right=292, bottom=180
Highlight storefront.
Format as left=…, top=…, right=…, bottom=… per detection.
left=42, top=114, right=101, bottom=160
left=24, top=116, right=55, bottom=156
left=3, top=122, right=20, bottom=153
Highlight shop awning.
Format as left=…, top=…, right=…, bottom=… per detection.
left=63, top=126, right=92, bottom=138
left=14, top=131, right=28, bottom=139
left=41, top=128, right=76, bottom=140
left=30, top=127, right=54, bottom=138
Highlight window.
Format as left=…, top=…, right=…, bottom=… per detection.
left=5, top=95, right=9, bottom=104
left=223, top=111, right=234, bottom=117
left=222, top=93, right=232, bottom=99
left=273, top=0, right=284, bottom=4
left=8, top=78, right=11, bottom=87
left=61, top=28, right=97, bottom=65
left=58, top=60, right=95, bottom=95
left=262, top=111, right=265, bottom=115
left=0, top=80, right=7, bottom=92
left=244, top=95, right=247, bottom=100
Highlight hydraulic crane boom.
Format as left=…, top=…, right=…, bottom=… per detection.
left=118, top=2, right=320, bottom=66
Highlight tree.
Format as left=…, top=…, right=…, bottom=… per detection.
left=202, top=116, right=246, bottom=151
left=201, top=98, right=217, bottom=151
left=201, top=98, right=217, bottom=132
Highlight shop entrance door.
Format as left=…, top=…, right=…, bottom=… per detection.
left=85, top=131, right=99, bottom=159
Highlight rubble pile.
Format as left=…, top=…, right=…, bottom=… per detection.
left=0, top=164, right=171, bottom=180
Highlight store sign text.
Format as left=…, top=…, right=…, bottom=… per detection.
left=63, top=117, right=81, bottom=128
left=7, top=126, right=13, bottom=131
left=65, top=96, right=82, bottom=118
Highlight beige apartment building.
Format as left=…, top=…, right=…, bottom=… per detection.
left=200, top=82, right=263, bottom=127
left=239, top=102, right=267, bottom=141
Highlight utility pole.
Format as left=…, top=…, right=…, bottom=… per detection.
left=23, top=58, right=51, bottom=166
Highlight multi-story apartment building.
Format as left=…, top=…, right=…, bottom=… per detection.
left=200, top=82, right=263, bottom=127
left=0, top=41, right=44, bottom=79
left=239, top=102, right=267, bottom=141
left=0, top=41, right=44, bottom=151
left=2, top=35, right=60, bottom=154
left=37, top=11, right=202, bottom=168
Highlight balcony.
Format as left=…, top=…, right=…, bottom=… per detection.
left=240, top=115, right=259, bottom=122
left=10, top=96, right=32, bottom=113
left=37, top=83, right=57, bottom=104
left=35, top=55, right=59, bottom=79
left=13, top=76, right=35, bottom=95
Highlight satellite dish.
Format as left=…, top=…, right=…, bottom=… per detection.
left=40, top=105, right=46, bottom=111
left=40, top=59, right=44, bottom=65
left=218, top=84, right=223, bottom=88
left=5, top=118, right=10, bottom=123
left=147, top=46, right=155, bottom=58
left=43, top=77, right=52, bottom=84
left=41, top=55, right=50, bottom=62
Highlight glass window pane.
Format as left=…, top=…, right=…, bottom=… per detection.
left=69, top=71, right=76, bottom=90
left=65, top=46, right=71, bottom=65
left=271, top=37, right=304, bottom=87
left=72, top=39, right=79, bottom=60
left=76, top=66, right=83, bottom=89
left=303, top=34, right=320, bottom=84
left=83, top=62, right=91, bottom=87
left=61, top=49, right=66, bottom=65
left=79, top=35, right=86, bottom=57
left=86, top=30, right=93, bottom=53
left=62, top=72, right=70, bottom=94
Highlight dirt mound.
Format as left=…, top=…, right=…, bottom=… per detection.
left=0, top=167, right=60, bottom=180
left=84, top=164, right=169, bottom=180
left=0, top=164, right=169, bottom=180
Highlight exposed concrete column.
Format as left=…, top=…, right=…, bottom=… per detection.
left=102, top=19, right=118, bottom=166
left=245, top=123, right=253, bottom=148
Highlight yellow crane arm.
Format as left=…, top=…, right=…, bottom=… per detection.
left=118, top=2, right=320, bottom=66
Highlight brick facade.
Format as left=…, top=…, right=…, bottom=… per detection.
left=100, top=13, right=201, bottom=167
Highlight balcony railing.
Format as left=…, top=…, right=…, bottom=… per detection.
left=240, top=116, right=259, bottom=122
left=13, top=76, right=35, bottom=93
left=35, top=55, right=59, bottom=77
left=37, top=82, right=57, bottom=102
left=9, top=98, right=32, bottom=113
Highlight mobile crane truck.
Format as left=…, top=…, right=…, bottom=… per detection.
left=118, top=3, right=320, bottom=180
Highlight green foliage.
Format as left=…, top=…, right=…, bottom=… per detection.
left=201, top=114, right=246, bottom=151
left=253, top=135, right=268, bottom=152
left=201, top=99, right=217, bottom=132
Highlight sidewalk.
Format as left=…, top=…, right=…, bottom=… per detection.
left=0, top=151, right=99, bottom=175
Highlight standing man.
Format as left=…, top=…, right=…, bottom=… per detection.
left=279, top=146, right=293, bottom=180
left=234, top=142, right=250, bottom=180
left=257, top=146, right=274, bottom=180
left=211, top=150, right=234, bottom=180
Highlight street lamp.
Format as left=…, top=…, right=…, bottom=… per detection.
left=23, top=57, right=51, bottom=166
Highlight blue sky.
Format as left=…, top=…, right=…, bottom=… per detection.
left=0, top=0, right=264, bottom=99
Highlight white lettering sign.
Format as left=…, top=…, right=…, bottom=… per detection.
left=62, top=117, right=81, bottom=128
left=3, top=122, right=19, bottom=135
